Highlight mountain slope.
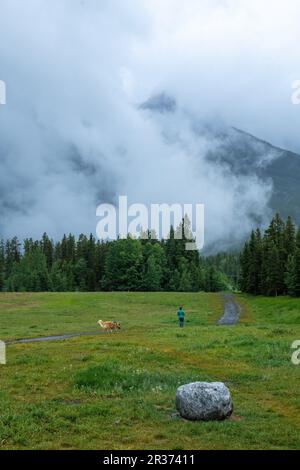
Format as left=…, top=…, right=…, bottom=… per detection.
left=205, top=126, right=300, bottom=223
left=140, top=92, right=300, bottom=225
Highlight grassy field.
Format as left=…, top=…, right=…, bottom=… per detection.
left=0, top=291, right=300, bottom=450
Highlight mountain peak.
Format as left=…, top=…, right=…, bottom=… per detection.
left=139, top=92, right=177, bottom=114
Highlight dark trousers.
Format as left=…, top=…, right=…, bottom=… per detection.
left=179, top=318, right=184, bottom=327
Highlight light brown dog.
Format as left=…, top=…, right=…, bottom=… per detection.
left=97, top=320, right=121, bottom=331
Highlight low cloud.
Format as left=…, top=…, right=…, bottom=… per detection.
left=0, top=0, right=298, bottom=249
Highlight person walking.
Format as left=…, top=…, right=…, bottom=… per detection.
left=177, top=306, right=185, bottom=327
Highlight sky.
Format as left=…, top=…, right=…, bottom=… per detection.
left=0, top=0, right=300, bottom=249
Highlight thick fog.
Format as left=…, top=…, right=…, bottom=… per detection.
left=0, top=0, right=299, bottom=249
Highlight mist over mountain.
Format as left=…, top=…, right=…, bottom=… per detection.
left=140, top=92, right=300, bottom=249
left=2, top=88, right=299, bottom=252
left=204, top=126, right=300, bottom=226
left=1, top=0, right=300, bottom=253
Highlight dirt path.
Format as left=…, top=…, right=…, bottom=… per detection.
left=217, top=293, right=241, bottom=325
left=6, top=330, right=108, bottom=345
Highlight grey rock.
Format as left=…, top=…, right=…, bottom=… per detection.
left=176, top=382, right=233, bottom=421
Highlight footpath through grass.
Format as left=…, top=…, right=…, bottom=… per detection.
left=0, top=292, right=299, bottom=449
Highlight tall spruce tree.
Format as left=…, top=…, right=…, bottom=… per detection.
left=0, top=240, right=5, bottom=291
left=246, top=229, right=262, bottom=294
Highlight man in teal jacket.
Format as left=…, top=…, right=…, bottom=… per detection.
left=177, top=306, right=185, bottom=327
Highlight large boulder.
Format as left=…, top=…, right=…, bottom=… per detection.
left=176, top=382, right=233, bottom=421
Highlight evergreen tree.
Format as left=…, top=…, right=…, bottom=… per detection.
left=204, top=266, right=222, bottom=292
left=285, top=254, right=296, bottom=296
left=6, top=250, right=50, bottom=292
left=165, top=225, right=177, bottom=274
left=41, top=233, right=54, bottom=269
left=104, top=238, right=143, bottom=291
left=169, top=269, right=180, bottom=291
left=143, top=255, right=160, bottom=291
left=246, top=229, right=262, bottom=294
left=286, top=249, right=300, bottom=297
left=265, top=214, right=286, bottom=294
left=5, top=237, right=21, bottom=278
left=284, top=216, right=296, bottom=258
left=178, top=257, right=193, bottom=292
left=49, top=261, right=69, bottom=291
left=293, top=248, right=300, bottom=296
left=240, top=242, right=250, bottom=293
left=142, top=243, right=166, bottom=291
left=73, top=258, right=88, bottom=291
left=0, top=240, right=5, bottom=291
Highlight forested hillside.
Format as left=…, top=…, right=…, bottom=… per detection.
left=2, top=214, right=299, bottom=296
left=0, top=220, right=229, bottom=293
left=240, top=214, right=300, bottom=296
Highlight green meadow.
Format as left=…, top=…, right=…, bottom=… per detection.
left=0, top=292, right=299, bottom=450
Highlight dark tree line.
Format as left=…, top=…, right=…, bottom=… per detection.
left=203, top=252, right=240, bottom=290
left=0, top=219, right=229, bottom=293
left=240, top=214, right=300, bottom=296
